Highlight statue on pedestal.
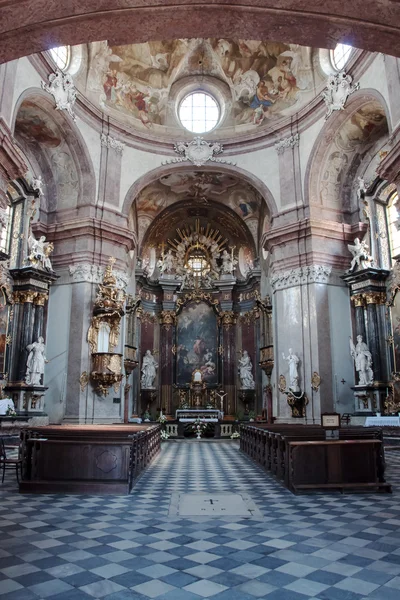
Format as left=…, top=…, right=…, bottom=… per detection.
left=282, top=349, right=300, bottom=392
left=238, top=350, right=255, bottom=389
left=158, top=249, right=175, bottom=275
left=25, top=337, right=46, bottom=386
left=221, top=249, right=237, bottom=275
left=141, top=350, right=158, bottom=389
left=347, top=238, right=373, bottom=272
left=27, top=233, right=54, bottom=271
left=349, top=335, right=374, bottom=385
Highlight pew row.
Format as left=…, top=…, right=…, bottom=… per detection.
left=240, top=424, right=391, bottom=494
left=19, top=424, right=161, bottom=494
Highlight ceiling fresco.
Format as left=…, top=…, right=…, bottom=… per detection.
left=82, top=38, right=322, bottom=139
left=135, top=171, right=262, bottom=247
left=318, top=101, right=388, bottom=209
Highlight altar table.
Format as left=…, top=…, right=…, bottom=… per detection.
left=364, top=416, right=400, bottom=427
left=175, top=409, right=222, bottom=422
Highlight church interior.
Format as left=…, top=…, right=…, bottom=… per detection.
left=1, top=3, right=400, bottom=599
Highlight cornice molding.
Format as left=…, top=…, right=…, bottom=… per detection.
left=271, top=265, right=332, bottom=290
left=274, top=133, right=299, bottom=155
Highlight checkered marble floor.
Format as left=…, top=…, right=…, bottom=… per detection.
left=1, top=440, right=400, bottom=600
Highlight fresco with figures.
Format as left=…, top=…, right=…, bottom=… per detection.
left=83, top=39, right=318, bottom=137
left=176, top=302, right=218, bottom=385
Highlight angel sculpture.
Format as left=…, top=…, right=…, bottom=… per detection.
left=349, top=335, right=374, bottom=386
left=27, top=233, right=54, bottom=271
left=347, top=238, right=373, bottom=272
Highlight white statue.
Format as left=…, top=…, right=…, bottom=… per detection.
left=347, top=238, right=373, bottom=272
left=221, top=249, right=237, bottom=275
left=158, top=249, right=175, bottom=275
left=141, top=350, right=158, bottom=389
left=25, top=337, right=46, bottom=386
left=349, top=335, right=374, bottom=385
left=32, top=175, right=45, bottom=196
left=27, top=233, right=54, bottom=270
left=282, top=349, right=300, bottom=392
left=238, top=350, right=255, bottom=389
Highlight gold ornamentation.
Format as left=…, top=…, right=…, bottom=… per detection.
left=351, top=294, right=365, bottom=308
left=33, top=293, right=48, bottom=306
left=79, top=371, right=89, bottom=392
left=278, top=374, right=287, bottom=393
left=88, top=257, right=126, bottom=353
left=218, top=345, right=224, bottom=356
left=259, top=346, right=274, bottom=377
left=5, top=335, right=11, bottom=346
left=91, top=352, right=123, bottom=397
left=364, top=291, right=386, bottom=305
left=172, top=344, right=177, bottom=355
left=387, top=335, right=394, bottom=346
left=176, top=290, right=220, bottom=314
left=12, top=290, right=38, bottom=304
left=287, top=391, right=309, bottom=418
left=218, top=310, right=237, bottom=329
left=138, top=309, right=157, bottom=329
left=160, top=310, right=176, bottom=330
left=311, top=371, right=321, bottom=392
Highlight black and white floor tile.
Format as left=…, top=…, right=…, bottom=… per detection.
left=1, top=440, right=400, bottom=600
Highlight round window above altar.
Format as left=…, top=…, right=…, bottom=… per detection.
left=179, top=92, right=220, bottom=133
left=185, top=247, right=211, bottom=277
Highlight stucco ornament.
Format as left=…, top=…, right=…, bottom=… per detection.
left=41, top=70, right=77, bottom=121
left=321, top=71, right=360, bottom=119
left=163, top=137, right=236, bottom=167
left=275, top=133, right=300, bottom=155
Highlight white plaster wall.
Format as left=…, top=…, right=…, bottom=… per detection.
left=233, top=147, right=281, bottom=210
left=75, top=117, right=101, bottom=202
left=11, top=58, right=43, bottom=125
left=119, top=147, right=170, bottom=210
left=44, top=282, right=72, bottom=423
left=358, top=53, right=390, bottom=120
left=328, top=284, right=355, bottom=414
left=300, top=118, right=324, bottom=196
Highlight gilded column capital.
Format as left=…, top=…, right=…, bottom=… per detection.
left=159, top=310, right=176, bottom=330
left=33, top=293, right=48, bottom=306
left=218, top=310, right=237, bottom=329
left=12, top=290, right=38, bottom=304
left=351, top=294, right=365, bottom=308
left=364, top=291, right=386, bottom=305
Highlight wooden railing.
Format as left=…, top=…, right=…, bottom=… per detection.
left=19, top=424, right=161, bottom=495
left=240, top=423, right=391, bottom=493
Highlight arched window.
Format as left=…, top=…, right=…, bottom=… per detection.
left=388, top=192, right=400, bottom=258
left=49, top=46, right=71, bottom=71
left=331, top=44, right=352, bottom=71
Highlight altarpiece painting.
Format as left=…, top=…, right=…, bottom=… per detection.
left=176, top=302, right=218, bottom=386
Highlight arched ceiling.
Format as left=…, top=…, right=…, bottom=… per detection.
left=1, top=1, right=400, bottom=63
left=80, top=39, right=322, bottom=140
left=135, top=170, right=264, bottom=248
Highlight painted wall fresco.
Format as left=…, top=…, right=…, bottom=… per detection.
left=176, top=302, right=218, bottom=385
left=15, top=103, right=62, bottom=147
left=318, top=101, right=388, bottom=209
left=135, top=171, right=261, bottom=246
left=84, top=39, right=317, bottom=137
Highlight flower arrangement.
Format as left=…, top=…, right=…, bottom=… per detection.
left=143, top=411, right=151, bottom=422
left=5, top=405, right=17, bottom=417
left=160, top=430, right=170, bottom=441
left=230, top=431, right=240, bottom=439
left=157, top=412, right=167, bottom=424
left=192, top=418, right=207, bottom=439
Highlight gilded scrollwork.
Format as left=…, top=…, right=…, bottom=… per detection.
left=278, top=375, right=287, bottom=393
left=160, top=310, right=176, bottom=330
left=311, top=371, right=321, bottom=392
left=79, top=371, right=89, bottom=392
left=176, top=290, right=220, bottom=314
left=218, top=310, right=237, bottom=329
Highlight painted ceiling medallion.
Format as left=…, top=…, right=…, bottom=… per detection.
left=41, top=70, right=77, bottom=121
left=163, top=137, right=235, bottom=167
left=321, top=71, right=360, bottom=119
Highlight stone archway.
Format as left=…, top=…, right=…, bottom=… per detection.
left=1, top=2, right=400, bottom=63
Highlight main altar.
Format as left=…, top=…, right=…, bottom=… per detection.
left=127, top=216, right=273, bottom=424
